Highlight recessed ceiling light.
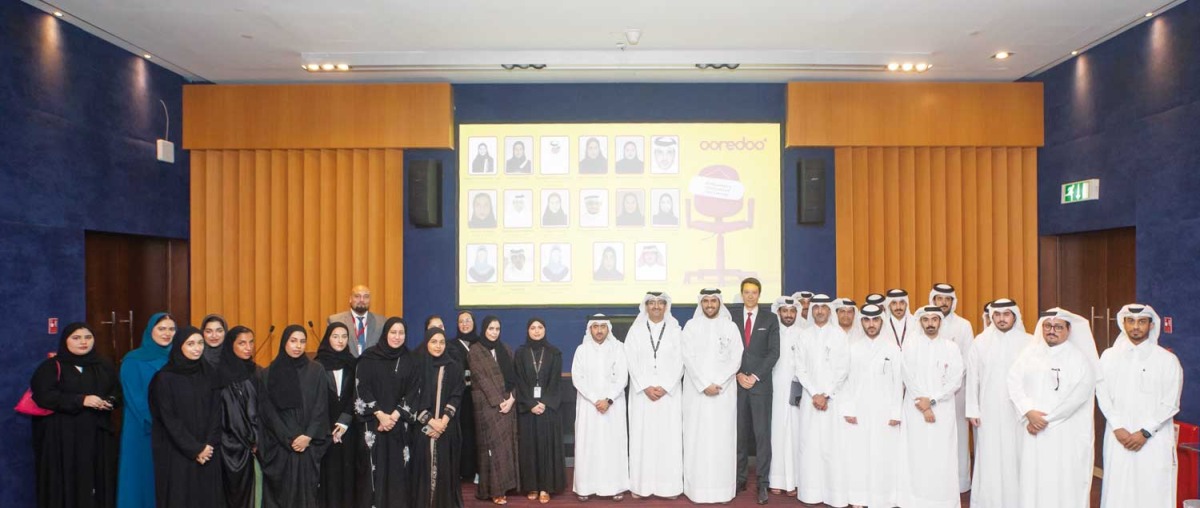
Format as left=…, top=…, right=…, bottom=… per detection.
left=53, top=11, right=64, bottom=17
left=336, top=64, right=350, bottom=71
left=321, top=63, right=335, bottom=71
left=887, top=62, right=900, bottom=71
left=992, top=51, right=1012, bottom=60
left=143, top=54, right=152, bottom=59
left=915, top=63, right=929, bottom=72
left=1071, top=50, right=1079, bottom=56
left=1145, top=12, right=1154, bottom=17
left=306, top=64, right=322, bottom=71
left=901, top=62, right=914, bottom=71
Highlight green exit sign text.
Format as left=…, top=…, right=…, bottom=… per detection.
left=1061, top=179, right=1100, bottom=204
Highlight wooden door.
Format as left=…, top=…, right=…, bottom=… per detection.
left=85, top=231, right=190, bottom=364
left=1039, top=226, right=1136, bottom=471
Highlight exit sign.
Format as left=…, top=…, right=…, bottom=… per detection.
left=1061, top=179, right=1100, bottom=204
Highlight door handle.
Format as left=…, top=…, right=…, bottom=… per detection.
left=1106, top=307, right=1115, bottom=348
left=100, top=311, right=118, bottom=357
left=119, top=311, right=134, bottom=350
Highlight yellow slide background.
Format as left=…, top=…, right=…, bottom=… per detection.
left=458, top=123, right=781, bottom=306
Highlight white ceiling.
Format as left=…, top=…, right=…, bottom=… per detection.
left=31, top=0, right=1179, bottom=83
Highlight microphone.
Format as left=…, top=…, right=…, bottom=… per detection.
left=254, top=325, right=277, bottom=356
left=307, top=320, right=321, bottom=341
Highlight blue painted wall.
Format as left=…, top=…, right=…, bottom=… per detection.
left=0, top=2, right=190, bottom=502
left=404, top=84, right=837, bottom=368
left=1036, top=1, right=1200, bottom=422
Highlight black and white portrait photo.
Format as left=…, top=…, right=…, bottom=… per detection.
left=504, top=136, right=534, bottom=174
left=465, top=244, right=497, bottom=283
left=468, top=137, right=497, bottom=174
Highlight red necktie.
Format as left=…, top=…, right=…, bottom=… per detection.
left=744, top=312, right=753, bottom=347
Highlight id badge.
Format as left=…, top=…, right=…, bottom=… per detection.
left=533, top=386, right=542, bottom=399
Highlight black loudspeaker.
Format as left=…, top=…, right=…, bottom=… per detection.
left=797, top=159, right=826, bottom=224
left=408, top=160, right=442, bottom=228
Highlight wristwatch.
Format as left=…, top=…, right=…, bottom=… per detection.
left=606, top=398, right=614, bottom=405
left=930, top=399, right=937, bottom=407
left=1140, top=429, right=1152, bottom=439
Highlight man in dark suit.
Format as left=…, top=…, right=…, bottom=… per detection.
left=327, top=285, right=383, bottom=357
left=730, top=277, right=780, bottom=504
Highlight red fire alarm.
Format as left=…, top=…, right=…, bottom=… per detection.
left=48, top=318, right=58, bottom=334
left=1163, top=317, right=1173, bottom=334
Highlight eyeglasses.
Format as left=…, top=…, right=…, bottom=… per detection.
left=1042, top=323, right=1067, bottom=333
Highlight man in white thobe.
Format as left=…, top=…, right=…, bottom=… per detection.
left=897, top=305, right=964, bottom=508
left=792, top=291, right=815, bottom=329
left=681, top=288, right=743, bottom=504
left=841, top=303, right=904, bottom=508
left=835, top=297, right=860, bottom=341
left=1008, top=308, right=1099, bottom=508
left=625, top=291, right=685, bottom=499
left=793, top=295, right=851, bottom=507
left=965, top=298, right=1032, bottom=508
left=928, top=283, right=975, bottom=493
left=767, top=296, right=803, bottom=495
left=572, top=314, right=631, bottom=501
left=864, top=293, right=887, bottom=312
left=981, top=300, right=994, bottom=330
left=883, top=288, right=916, bottom=351
left=1097, top=304, right=1183, bottom=508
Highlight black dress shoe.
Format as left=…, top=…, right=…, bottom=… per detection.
left=737, top=482, right=747, bottom=492
left=756, top=485, right=769, bottom=505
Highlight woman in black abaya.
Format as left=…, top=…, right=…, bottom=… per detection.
left=407, top=328, right=466, bottom=508
left=355, top=317, right=417, bottom=508
left=259, top=324, right=330, bottom=508
left=449, top=310, right=479, bottom=481
left=514, top=318, right=567, bottom=503
left=148, top=325, right=224, bottom=507
left=316, top=322, right=367, bottom=508
left=215, top=325, right=261, bottom=508
left=30, top=322, right=121, bottom=508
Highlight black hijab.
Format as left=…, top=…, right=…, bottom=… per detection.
left=200, top=314, right=228, bottom=364
left=267, top=324, right=309, bottom=410
left=417, top=328, right=455, bottom=367
left=414, top=328, right=457, bottom=411
left=161, top=325, right=207, bottom=376
left=524, top=317, right=551, bottom=352
left=316, top=322, right=356, bottom=371
left=362, top=317, right=410, bottom=361
left=56, top=322, right=103, bottom=367
left=216, top=325, right=258, bottom=387
left=477, top=315, right=517, bottom=391
left=455, top=310, right=479, bottom=345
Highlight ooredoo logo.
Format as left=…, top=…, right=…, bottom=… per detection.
left=698, top=137, right=768, bottom=151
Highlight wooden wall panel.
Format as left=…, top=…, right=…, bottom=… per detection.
left=190, top=148, right=405, bottom=364
left=183, top=83, right=454, bottom=150
left=834, top=147, right=1039, bottom=333
left=787, top=82, right=1044, bottom=147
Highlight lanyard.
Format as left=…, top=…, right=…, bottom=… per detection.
left=647, top=321, right=667, bottom=359
left=531, top=348, right=546, bottom=387
left=889, top=318, right=907, bottom=350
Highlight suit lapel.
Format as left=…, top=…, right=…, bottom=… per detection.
left=325, top=370, right=339, bottom=400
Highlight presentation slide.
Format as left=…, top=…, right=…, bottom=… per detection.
left=458, top=123, right=781, bottom=307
